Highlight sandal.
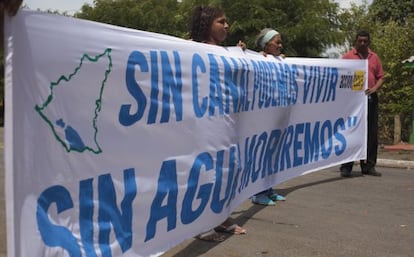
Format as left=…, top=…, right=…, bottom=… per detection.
left=196, top=229, right=225, bottom=242
left=215, top=223, right=247, bottom=235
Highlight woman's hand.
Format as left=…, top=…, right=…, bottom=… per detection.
left=237, top=40, right=246, bottom=51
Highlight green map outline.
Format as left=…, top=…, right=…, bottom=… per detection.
left=35, top=48, right=113, bottom=154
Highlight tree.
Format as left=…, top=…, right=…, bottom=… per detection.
left=365, top=0, right=414, bottom=143
left=222, top=0, right=343, bottom=56
left=74, top=0, right=344, bottom=57
left=372, top=17, right=414, bottom=143
left=76, top=0, right=186, bottom=38
left=369, top=0, right=414, bottom=24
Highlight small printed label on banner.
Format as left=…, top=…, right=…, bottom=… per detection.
left=352, top=70, right=365, bottom=91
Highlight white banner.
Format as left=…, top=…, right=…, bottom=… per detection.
left=4, top=11, right=367, bottom=257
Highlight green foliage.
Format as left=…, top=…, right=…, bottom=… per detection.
left=369, top=0, right=414, bottom=24
left=0, top=49, right=4, bottom=125
left=76, top=0, right=187, bottom=38
left=376, top=21, right=414, bottom=142
left=0, top=49, right=3, bottom=101
left=367, top=1, right=414, bottom=143
left=74, top=0, right=343, bottom=57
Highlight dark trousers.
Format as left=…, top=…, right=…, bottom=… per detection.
left=341, top=93, right=378, bottom=171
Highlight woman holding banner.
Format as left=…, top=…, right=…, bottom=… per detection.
left=189, top=5, right=247, bottom=242
left=0, top=0, right=22, bottom=45
left=0, top=0, right=21, bottom=15
left=1, top=0, right=23, bottom=124
left=250, top=28, right=287, bottom=206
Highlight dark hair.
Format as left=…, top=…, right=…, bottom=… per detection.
left=356, top=30, right=370, bottom=40
left=190, top=6, right=225, bottom=43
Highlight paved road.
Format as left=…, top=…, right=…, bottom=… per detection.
left=161, top=167, right=414, bottom=257
left=1, top=127, right=413, bottom=256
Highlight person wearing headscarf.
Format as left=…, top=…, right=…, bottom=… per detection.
left=255, top=28, right=285, bottom=58
left=251, top=28, right=287, bottom=206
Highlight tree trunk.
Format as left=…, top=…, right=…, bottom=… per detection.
left=394, top=114, right=401, bottom=144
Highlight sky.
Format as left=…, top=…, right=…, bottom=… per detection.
left=23, top=0, right=94, bottom=14
left=24, top=0, right=373, bottom=14
left=336, top=0, right=373, bottom=8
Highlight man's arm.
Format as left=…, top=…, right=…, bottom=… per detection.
left=366, top=77, right=384, bottom=95
left=366, top=54, right=385, bottom=95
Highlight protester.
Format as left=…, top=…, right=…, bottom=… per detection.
left=1, top=0, right=22, bottom=47
left=1, top=0, right=23, bottom=123
left=250, top=28, right=287, bottom=206
left=0, top=0, right=21, bottom=15
left=340, top=30, right=384, bottom=177
left=255, top=28, right=285, bottom=58
left=190, top=5, right=247, bottom=242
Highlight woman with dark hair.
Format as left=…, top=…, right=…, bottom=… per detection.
left=190, top=6, right=245, bottom=48
left=190, top=5, right=247, bottom=242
